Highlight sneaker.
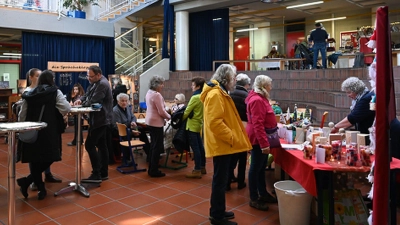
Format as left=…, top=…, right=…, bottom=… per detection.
left=81, top=174, right=102, bottom=183
left=186, top=170, right=202, bottom=179
left=201, top=167, right=207, bottom=174
left=209, top=217, right=237, bottom=225
left=259, top=193, right=277, bottom=203
left=249, top=200, right=269, bottom=211
left=29, top=182, right=37, bottom=191
left=101, top=175, right=109, bottom=181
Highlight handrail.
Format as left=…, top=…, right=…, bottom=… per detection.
left=124, top=49, right=162, bottom=74
left=98, top=0, right=134, bottom=19
left=115, top=15, right=158, bottom=41
left=212, top=58, right=306, bottom=71
left=116, top=50, right=143, bottom=71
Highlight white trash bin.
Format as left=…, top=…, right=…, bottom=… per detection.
left=274, top=181, right=313, bottom=225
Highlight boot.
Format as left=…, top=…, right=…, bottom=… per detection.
left=201, top=167, right=207, bottom=174
left=186, top=170, right=202, bottom=179
left=36, top=182, right=47, bottom=200
left=16, top=177, right=32, bottom=198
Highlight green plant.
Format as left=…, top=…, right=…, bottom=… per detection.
left=63, top=0, right=99, bottom=11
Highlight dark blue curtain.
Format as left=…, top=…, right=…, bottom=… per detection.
left=162, top=0, right=175, bottom=71
left=21, top=32, right=115, bottom=95
left=189, top=9, right=229, bottom=71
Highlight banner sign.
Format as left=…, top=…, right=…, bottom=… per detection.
left=47, top=62, right=99, bottom=72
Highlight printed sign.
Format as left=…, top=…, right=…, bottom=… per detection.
left=47, top=62, right=99, bottom=72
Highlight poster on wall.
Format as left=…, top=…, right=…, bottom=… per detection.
left=340, top=31, right=359, bottom=48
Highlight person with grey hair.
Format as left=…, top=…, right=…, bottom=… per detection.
left=331, top=77, right=375, bottom=134
left=171, top=93, right=186, bottom=113
left=200, top=64, right=252, bottom=225
left=226, top=73, right=251, bottom=191
left=112, top=93, right=150, bottom=162
left=245, top=75, right=278, bottom=211
left=145, top=75, right=171, bottom=177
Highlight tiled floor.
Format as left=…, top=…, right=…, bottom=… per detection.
left=0, top=127, right=398, bottom=225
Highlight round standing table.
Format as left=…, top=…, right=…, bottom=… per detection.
left=0, top=121, right=47, bottom=225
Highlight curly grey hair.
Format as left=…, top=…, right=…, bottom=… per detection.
left=149, top=75, right=165, bottom=90
left=236, top=73, right=251, bottom=86
left=341, top=77, right=366, bottom=94
left=116, top=93, right=129, bottom=102
left=211, top=64, right=236, bottom=87
left=253, top=75, right=272, bottom=99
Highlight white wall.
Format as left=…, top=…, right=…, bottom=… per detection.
left=0, top=64, right=19, bottom=93
left=139, top=58, right=170, bottom=102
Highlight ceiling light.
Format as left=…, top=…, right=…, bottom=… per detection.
left=286, top=1, right=323, bottom=9
left=3, top=53, right=21, bottom=56
left=236, top=28, right=258, bottom=32
left=234, top=38, right=239, bottom=42
left=213, top=18, right=222, bottom=21
left=315, top=17, right=346, bottom=22
left=148, top=38, right=158, bottom=41
left=260, top=0, right=283, bottom=3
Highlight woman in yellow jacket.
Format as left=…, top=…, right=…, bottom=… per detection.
left=200, top=64, right=252, bottom=225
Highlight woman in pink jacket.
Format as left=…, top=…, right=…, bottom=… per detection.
left=145, top=75, right=171, bottom=177
left=245, top=75, right=278, bottom=211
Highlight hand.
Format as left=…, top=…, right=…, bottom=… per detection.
left=74, top=100, right=82, bottom=106
left=131, top=122, right=137, bottom=128
left=261, top=147, right=270, bottom=155
left=132, top=130, right=141, bottom=136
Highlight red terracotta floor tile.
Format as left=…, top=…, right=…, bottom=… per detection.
left=54, top=210, right=103, bottom=225
left=161, top=210, right=209, bottom=224
left=108, top=210, right=156, bottom=225
left=139, top=201, right=181, bottom=218
left=89, top=201, right=133, bottom=219
left=144, top=186, right=181, bottom=200
left=39, top=202, right=85, bottom=219
left=166, top=193, right=206, bottom=208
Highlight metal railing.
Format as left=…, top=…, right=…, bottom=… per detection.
left=123, top=48, right=162, bottom=75
left=0, top=0, right=57, bottom=13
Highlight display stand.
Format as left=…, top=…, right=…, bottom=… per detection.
left=0, top=122, right=47, bottom=225
left=54, top=107, right=99, bottom=197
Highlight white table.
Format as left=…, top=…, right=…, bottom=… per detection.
left=0, top=122, right=47, bottom=225
left=258, top=61, right=280, bottom=69
left=54, top=107, right=99, bottom=197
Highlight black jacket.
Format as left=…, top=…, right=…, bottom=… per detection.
left=230, top=85, right=248, bottom=122
left=20, top=85, right=66, bottom=163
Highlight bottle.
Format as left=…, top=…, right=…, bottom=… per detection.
left=293, top=104, right=298, bottom=121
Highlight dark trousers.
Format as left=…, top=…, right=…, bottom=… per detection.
left=29, top=161, right=53, bottom=190
left=72, top=115, right=84, bottom=143
left=137, top=126, right=150, bottom=156
left=85, top=125, right=109, bottom=177
left=248, top=145, right=268, bottom=201
left=210, top=154, right=231, bottom=220
left=147, top=125, right=164, bottom=175
left=188, top=130, right=205, bottom=170
left=228, top=151, right=248, bottom=185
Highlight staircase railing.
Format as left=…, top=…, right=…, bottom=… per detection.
left=116, top=50, right=142, bottom=72
left=124, top=48, right=162, bottom=75
left=97, top=0, right=141, bottom=21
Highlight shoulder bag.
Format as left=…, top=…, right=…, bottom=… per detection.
left=265, top=127, right=281, bottom=148
left=19, top=105, right=45, bottom=143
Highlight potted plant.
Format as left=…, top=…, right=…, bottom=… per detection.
left=63, top=0, right=99, bottom=19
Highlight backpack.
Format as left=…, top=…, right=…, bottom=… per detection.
left=170, top=106, right=193, bottom=129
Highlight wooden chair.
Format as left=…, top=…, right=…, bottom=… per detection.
left=134, top=113, right=146, bottom=119
left=116, top=122, right=147, bottom=174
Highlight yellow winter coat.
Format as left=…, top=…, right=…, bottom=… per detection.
left=200, top=80, right=252, bottom=157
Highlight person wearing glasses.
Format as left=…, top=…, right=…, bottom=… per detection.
left=170, top=93, right=186, bottom=114
left=74, top=65, right=113, bottom=183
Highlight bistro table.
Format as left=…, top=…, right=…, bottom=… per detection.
left=0, top=121, right=47, bottom=225
left=271, top=143, right=400, bottom=225
left=54, top=106, right=99, bottom=197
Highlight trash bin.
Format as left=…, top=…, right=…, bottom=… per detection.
left=274, top=181, right=312, bottom=225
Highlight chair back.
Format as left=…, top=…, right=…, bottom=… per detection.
left=134, top=113, right=146, bottom=119
left=116, top=122, right=128, bottom=137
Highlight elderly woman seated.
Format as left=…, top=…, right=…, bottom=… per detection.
left=112, top=93, right=150, bottom=162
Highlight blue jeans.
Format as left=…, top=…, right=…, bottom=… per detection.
left=313, top=42, right=327, bottom=69
left=248, top=145, right=268, bottom=201
left=188, top=131, right=205, bottom=170
left=210, top=154, right=231, bottom=220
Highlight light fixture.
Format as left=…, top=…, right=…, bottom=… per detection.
left=315, top=17, right=346, bottom=22
left=213, top=18, right=221, bottom=21
left=286, top=1, right=323, bottom=9
left=236, top=28, right=258, bottom=32
left=148, top=38, right=158, bottom=41
left=234, top=38, right=239, bottom=42
left=3, top=53, right=21, bottom=56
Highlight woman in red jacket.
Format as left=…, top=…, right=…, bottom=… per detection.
left=245, top=75, right=278, bottom=211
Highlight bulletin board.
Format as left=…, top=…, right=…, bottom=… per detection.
left=340, top=31, right=359, bottom=48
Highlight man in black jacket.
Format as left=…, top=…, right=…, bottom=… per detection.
left=309, top=22, right=328, bottom=69
left=227, top=73, right=251, bottom=191
left=74, top=65, right=113, bottom=183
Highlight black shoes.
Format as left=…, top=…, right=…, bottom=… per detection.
left=237, top=182, right=246, bottom=190
left=224, top=211, right=235, bottom=219
left=259, top=193, right=278, bottom=203
left=16, top=177, right=29, bottom=198
left=148, top=171, right=165, bottom=178
left=45, top=173, right=62, bottom=183
left=81, top=174, right=102, bottom=183
left=249, top=200, right=269, bottom=211
left=209, top=217, right=237, bottom=225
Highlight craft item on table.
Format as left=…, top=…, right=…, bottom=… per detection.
left=331, top=140, right=342, bottom=161
left=295, top=127, right=306, bottom=143
left=315, top=146, right=326, bottom=164
left=304, top=106, right=311, bottom=119
left=320, top=111, right=328, bottom=128
left=311, top=132, right=321, bottom=153
left=303, top=145, right=313, bottom=159
left=359, top=145, right=372, bottom=166
left=316, top=136, right=328, bottom=145
left=306, top=126, right=314, bottom=141
left=357, top=134, right=370, bottom=149
left=345, top=131, right=360, bottom=145
left=346, top=143, right=360, bottom=166
left=329, top=133, right=343, bottom=144
left=284, top=125, right=293, bottom=144
left=328, top=121, right=334, bottom=128
left=293, top=104, right=298, bottom=121
left=319, top=127, right=331, bottom=137
left=319, top=144, right=332, bottom=161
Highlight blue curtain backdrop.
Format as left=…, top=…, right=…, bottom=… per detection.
left=21, top=32, right=115, bottom=95
left=162, top=0, right=175, bottom=71
left=189, top=9, right=229, bottom=71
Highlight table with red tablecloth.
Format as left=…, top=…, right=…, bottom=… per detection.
left=270, top=144, right=400, bottom=225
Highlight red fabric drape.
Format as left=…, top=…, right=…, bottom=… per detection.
left=373, top=6, right=395, bottom=225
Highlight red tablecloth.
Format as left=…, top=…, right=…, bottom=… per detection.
left=271, top=144, right=400, bottom=197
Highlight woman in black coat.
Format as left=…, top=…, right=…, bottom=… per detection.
left=17, top=70, right=71, bottom=200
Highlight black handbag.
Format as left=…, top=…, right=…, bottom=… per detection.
left=265, top=127, right=281, bottom=148
left=19, top=105, right=45, bottom=144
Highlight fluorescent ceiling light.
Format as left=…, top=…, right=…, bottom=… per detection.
left=148, top=38, right=158, bottom=41
left=3, top=53, right=21, bottom=56
left=236, top=28, right=258, bottom=32
left=0, top=55, right=21, bottom=58
left=286, top=1, right=323, bottom=9
left=213, top=18, right=221, bottom=21
left=315, top=16, right=346, bottom=22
